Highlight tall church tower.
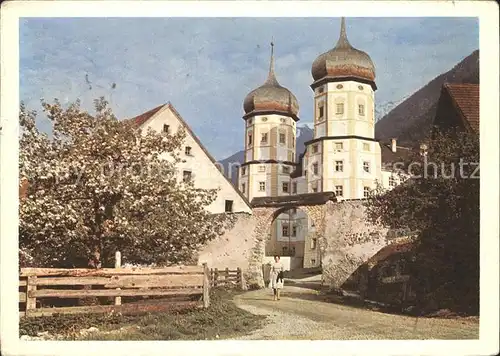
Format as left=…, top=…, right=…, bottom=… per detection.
left=305, top=17, right=382, bottom=199
left=239, top=43, right=300, bottom=201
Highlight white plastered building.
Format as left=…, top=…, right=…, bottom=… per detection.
left=129, top=103, right=252, bottom=214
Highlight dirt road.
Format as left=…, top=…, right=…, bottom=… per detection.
left=231, top=280, right=479, bottom=340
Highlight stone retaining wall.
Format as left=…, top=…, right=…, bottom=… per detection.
left=198, top=200, right=394, bottom=290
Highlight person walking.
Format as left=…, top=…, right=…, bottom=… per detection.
left=269, top=255, right=284, bottom=301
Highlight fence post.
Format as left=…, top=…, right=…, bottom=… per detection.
left=26, top=275, right=37, bottom=316
left=202, top=263, right=210, bottom=308
left=237, top=267, right=244, bottom=290
left=214, top=268, right=219, bottom=288
left=114, top=251, right=121, bottom=306
left=225, top=267, right=229, bottom=286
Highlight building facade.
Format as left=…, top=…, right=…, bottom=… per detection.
left=130, top=103, right=252, bottom=215
left=239, top=18, right=405, bottom=268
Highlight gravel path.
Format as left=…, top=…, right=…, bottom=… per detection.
left=231, top=283, right=479, bottom=340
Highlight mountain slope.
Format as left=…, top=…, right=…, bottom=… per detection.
left=218, top=125, right=314, bottom=185
left=375, top=50, right=479, bottom=145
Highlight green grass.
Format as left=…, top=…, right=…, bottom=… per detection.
left=20, top=288, right=266, bottom=340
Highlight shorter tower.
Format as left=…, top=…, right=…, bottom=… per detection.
left=238, top=43, right=300, bottom=202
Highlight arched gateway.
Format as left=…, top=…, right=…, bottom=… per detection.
left=245, top=192, right=337, bottom=288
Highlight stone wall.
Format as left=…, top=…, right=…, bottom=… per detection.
left=197, top=200, right=393, bottom=290
left=197, top=212, right=257, bottom=271
left=320, top=200, right=390, bottom=289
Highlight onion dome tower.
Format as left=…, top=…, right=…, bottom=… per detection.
left=239, top=42, right=299, bottom=201
left=243, top=42, right=300, bottom=121
left=311, top=17, right=376, bottom=90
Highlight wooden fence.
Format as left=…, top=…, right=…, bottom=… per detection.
left=19, top=263, right=211, bottom=318
left=209, top=268, right=244, bottom=289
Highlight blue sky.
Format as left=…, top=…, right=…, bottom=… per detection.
left=20, top=17, right=478, bottom=160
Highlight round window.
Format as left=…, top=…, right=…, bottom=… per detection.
left=336, top=84, right=343, bottom=89
left=358, top=85, right=364, bottom=90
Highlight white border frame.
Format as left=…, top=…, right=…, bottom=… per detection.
left=1, top=1, right=498, bottom=356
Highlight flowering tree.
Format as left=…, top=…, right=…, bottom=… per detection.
left=20, top=98, right=234, bottom=268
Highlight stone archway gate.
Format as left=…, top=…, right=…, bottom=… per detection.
left=245, top=192, right=337, bottom=288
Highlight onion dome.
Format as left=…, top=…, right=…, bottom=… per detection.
left=311, top=17, right=376, bottom=86
left=243, top=42, right=299, bottom=119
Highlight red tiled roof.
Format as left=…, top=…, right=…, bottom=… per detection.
left=129, top=104, right=165, bottom=126
left=367, top=241, right=415, bottom=266
left=443, top=83, right=479, bottom=134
